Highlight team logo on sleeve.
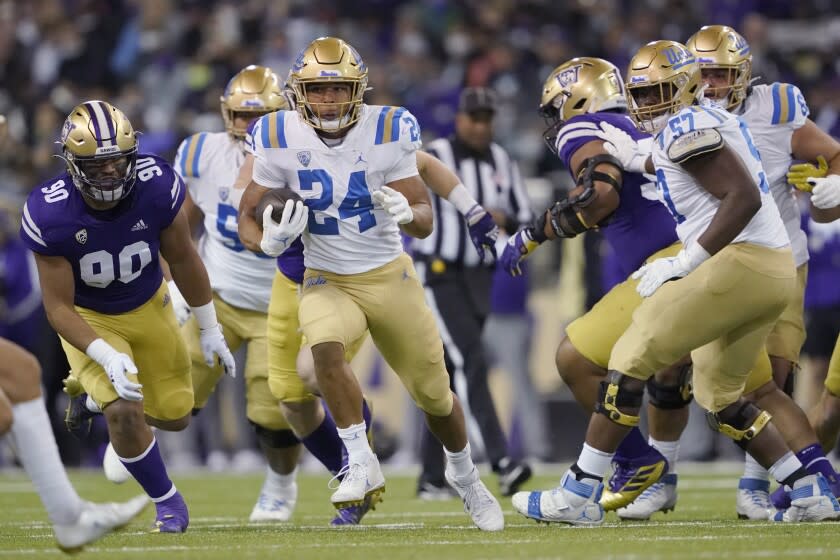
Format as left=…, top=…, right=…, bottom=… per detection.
left=75, top=228, right=88, bottom=244
left=297, top=151, right=312, bottom=167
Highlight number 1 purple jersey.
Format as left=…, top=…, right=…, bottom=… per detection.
left=19, top=154, right=185, bottom=314
left=556, top=112, right=678, bottom=276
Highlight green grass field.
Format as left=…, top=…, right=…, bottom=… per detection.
left=3, top=464, right=840, bottom=559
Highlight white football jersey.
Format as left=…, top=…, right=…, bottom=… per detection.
left=651, top=105, right=789, bottom=250
left=251, top=105, right=422, bottom=274
left=736, top=83, right=810, bottom=266
left=174, top=132, right=275, bottom=312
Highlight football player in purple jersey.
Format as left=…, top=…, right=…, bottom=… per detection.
left=19, top=101, right=235, bottom=534
left=500, top=58, right=689, bottom=514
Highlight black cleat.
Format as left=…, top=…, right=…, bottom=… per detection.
left=416, top=479, right=458, bottom=501
left=64, top=393, right=99, bottom=438
left=497, top=458, right=533, bottom=497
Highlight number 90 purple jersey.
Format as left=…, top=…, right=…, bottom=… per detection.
left=19, top=154, right=185, bottom=314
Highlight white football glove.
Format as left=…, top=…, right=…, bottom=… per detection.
left=260, top=200, right=308, bottom=257
left=595, top=122, right=651, bottom=174
left=85, top=339, right=143, bottom=401
left=166, top=280, right=191, bottom=326
left=808, top=175, right=840, bottom=209
left=199, top=324, right=236, bottom=378
left=631, top=244, right=710, bottom=298
left=372, top=186, right=414, bottom=224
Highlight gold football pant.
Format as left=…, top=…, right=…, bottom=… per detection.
left=183, top=293, right=289, bottom=430
left=609, top=244, right=796, bottom=412
left=61, top=281, right=193, bottom=421
left=298, top=253, right=453, bottom=416
left=267, top=270, right=365, bottom=403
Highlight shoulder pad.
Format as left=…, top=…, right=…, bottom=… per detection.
left=667, top=128, right=723, bottom=163
left=768, top=82, right=809, bottom=125
left=254, top=111, right=289, bottom=150
left=374, top=106, right=420, bottom=146
left=176, top=133, right=209, bottom=178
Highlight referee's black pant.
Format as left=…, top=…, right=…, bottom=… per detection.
left=415, top=258, right=509, bottom=483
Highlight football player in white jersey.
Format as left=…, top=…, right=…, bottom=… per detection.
left=683, top=24, right=840, bottom=520
left=238, top=36, right=504, bottom=531
left=167, top=65, right=304, bottom=522
left=513, top=40, right=840, bottom=525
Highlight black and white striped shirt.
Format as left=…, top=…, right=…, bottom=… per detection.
left=415, top=136, right=532, bottom=267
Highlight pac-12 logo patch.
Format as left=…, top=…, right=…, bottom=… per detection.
left=75, top=228, right=87, bottom=244
left=297, top=151, right=311, bottom=167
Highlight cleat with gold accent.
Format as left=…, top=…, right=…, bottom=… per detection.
left=600, top=449, right=668, bottom=511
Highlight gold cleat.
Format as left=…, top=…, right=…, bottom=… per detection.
left=599, top=459, right=667, bottom=511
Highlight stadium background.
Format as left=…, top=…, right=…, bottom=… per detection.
left=1, top=0, right=839, bottom=471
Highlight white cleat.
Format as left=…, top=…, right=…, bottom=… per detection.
left=617, top=473, right=677, bottom=520
left=53, top=495, right=148, bottom=553
left=511, top=470, right=604, bottom=526
left=735, top=477, right=773, bottom=520
left=445, top=467, right=505, bottom=531
left=103, top=442, right=132, bottom=484
left=330, top=453, right=385, bottom=508
left=773, top=474, right=840, bottom=522
left=249, top=482, right=298, bottom=522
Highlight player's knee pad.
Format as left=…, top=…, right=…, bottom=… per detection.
left=647, top=365, right=693, bottom=410
left=596, top=370, right=644, bottom=427
left=250, top=421, right=300, bottom=449
left=705, top=401, right=772, bottom=450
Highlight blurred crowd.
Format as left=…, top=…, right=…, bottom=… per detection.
left=2, top=0, right=840, bottom=469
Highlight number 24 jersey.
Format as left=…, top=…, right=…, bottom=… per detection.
left=251, top=105, right=422, bottom=275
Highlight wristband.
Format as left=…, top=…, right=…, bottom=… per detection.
left=191, top=302, right=218, bottom=330
left=448, top=184, right=479, bottom=216
left=86, top=338, right=116, bottom=365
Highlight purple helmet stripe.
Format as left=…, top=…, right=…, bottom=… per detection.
left=83, top=102, right=104, bottom=147
left=99, top=101, right=116, bottom=143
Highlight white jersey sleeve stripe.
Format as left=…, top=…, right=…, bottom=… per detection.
left=170, top=175, right=182, bottom=209
left=556, top=128, right=601, bottom=155
left=21, top=203, right=47, bottom=247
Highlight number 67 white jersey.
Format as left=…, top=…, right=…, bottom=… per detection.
left=251, top=105, right=422, bottom=275
left=19, top=154, right=184, bottom=314
left=651, top=105, right=789, bottom=251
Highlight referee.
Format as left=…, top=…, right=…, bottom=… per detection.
left=413, top=87, right=533, bottom=498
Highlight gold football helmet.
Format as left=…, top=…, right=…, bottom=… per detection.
left=60, top=100, right=138, bottom=202
left=624, top=40, right=702, bottom=134
left=686, top=25, right=752, bottom=111
left=288, top=36, right=368, bottom=134
left=220, top=65, right=288, bottom=139
left=539, top=57, right=626, bottom=152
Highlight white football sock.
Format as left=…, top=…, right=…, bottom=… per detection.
left=768, top=451, right=802, bottom=485
left=337, top=422, right=372, bottom=465
left=444, top=442, right=475, bottom=480
left=10, top=398, right=83, bottom=524
left=265, top=465, right=297, bottom=491
left=743, top=452, right=769, bottom=481
left=649, top=437, right=680, bottom=474
left=576, top=443, right=614, bottom=479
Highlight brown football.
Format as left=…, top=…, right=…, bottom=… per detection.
left=255, top=188, right=303, bottom=228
